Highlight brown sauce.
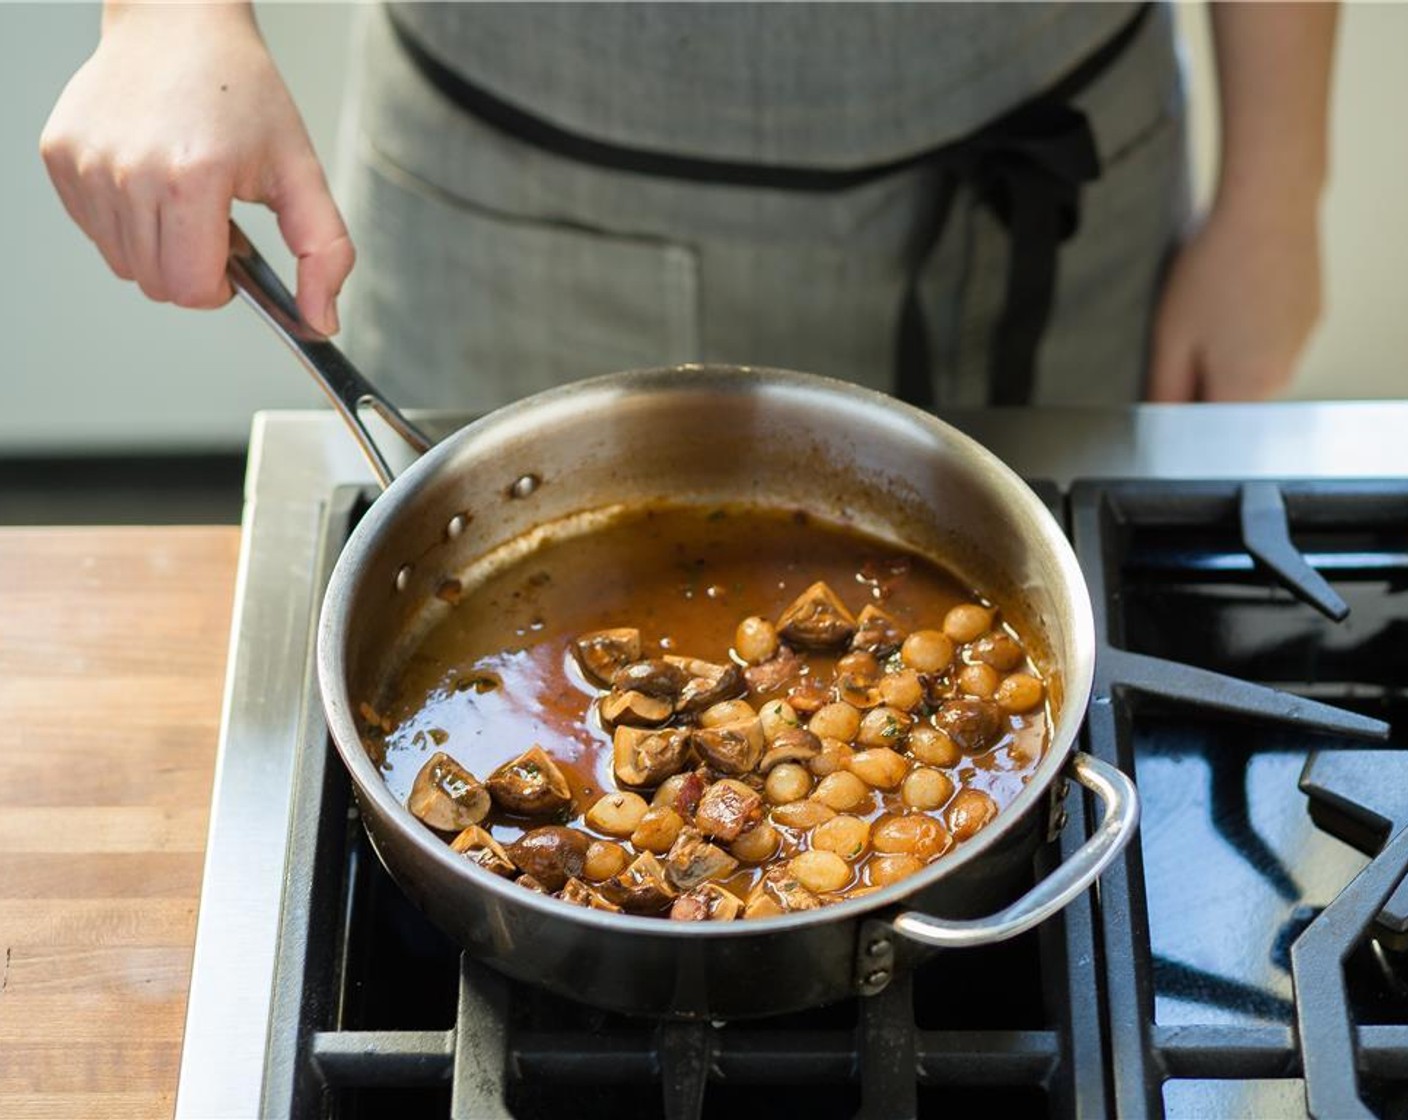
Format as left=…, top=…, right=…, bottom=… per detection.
left=365, top=504, right=1049, bottom=917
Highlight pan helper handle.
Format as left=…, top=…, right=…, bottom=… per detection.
left=226, top=220, right=432, bottom=488
left=855, top=752, right=1138, bottom=992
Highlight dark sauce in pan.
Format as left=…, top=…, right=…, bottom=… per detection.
left=364, top=504, right=1049, bottom=912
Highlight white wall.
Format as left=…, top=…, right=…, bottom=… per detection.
left=1, top=3, right=1404, bottom=456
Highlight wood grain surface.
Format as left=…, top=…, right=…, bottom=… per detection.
left=0, top=528, right=239, bottom=1120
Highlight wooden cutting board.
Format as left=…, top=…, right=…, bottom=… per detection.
left=0, top=527, right=240, bottom=1120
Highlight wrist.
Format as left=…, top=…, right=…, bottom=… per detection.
left=1211, top=162, right=1325, bottom=234
left=102, top=1, right=255, bottom=37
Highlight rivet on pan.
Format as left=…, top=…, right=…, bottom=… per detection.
left=864, top=969, right=891, bottom=988
left=446, top=513, right=469, bottom=540
left=508, top=473, right=541, bottom=500
left=395, top=564, right=413, bottom=592
left=867, top=938, right=893, bottom=959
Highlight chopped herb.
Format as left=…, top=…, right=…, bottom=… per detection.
left=521, top=761, right=541, bottom=776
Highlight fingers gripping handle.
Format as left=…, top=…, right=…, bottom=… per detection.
left=226, top=220, right=431, bottom=488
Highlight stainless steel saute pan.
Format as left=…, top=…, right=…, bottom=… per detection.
left=227, top=222, right=1138, bottom=1018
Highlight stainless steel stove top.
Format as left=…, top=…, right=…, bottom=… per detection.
left=175, top=401, right=1408, bottom=1118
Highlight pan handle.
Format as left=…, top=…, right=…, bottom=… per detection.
left=857, top=753, right=1137, bottom=989
left=226, top=220, right=432, bottom=489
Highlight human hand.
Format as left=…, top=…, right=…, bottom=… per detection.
left=1147, top=199, right=1323, bottom=402
left=39, top=3, right=351, bottom=334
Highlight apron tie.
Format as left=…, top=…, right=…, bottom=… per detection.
left=895, top=101, right=1101, bottom=409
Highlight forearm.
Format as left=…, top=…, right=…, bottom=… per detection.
left=1209, top=1, right=1338, bottom=219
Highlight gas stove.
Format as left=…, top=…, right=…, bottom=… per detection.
left=176, top=403, right=1408, bottom=1119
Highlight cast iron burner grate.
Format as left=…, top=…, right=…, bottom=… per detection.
left=1071, top=479, right=1407, bottom=1118
left=262, top=479, right=1408, bottom=1119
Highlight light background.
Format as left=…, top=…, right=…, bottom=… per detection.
left=1, top=2, right=1402, bottom=453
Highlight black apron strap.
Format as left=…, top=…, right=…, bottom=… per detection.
left=895, top=102, right=1100, bottom=409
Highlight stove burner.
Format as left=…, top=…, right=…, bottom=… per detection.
left=256, top=476, right=1408, bottom=1119
left=1073, top=479, right=1404, bottom=1119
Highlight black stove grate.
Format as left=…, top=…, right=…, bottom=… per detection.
left=261, top=478, right=1408, bottom=1118
left=1070, top=479, right=1405, bottom=1118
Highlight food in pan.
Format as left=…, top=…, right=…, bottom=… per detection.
left=361, top=504, right=1048, bottom=920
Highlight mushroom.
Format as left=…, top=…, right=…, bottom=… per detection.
left=694, top=778, right=764, bottom=842
left=664, top=826, right=740, bottom=891
left=449, top=824, right=516, bottom=878
left=670, top=882, right=743, bottom=922
left=598, top=688, right=675, bottom=728
left=757, top=727, right=823, bottom=772
left=559, top=877, right=623, bottom=912
left=613, top=725, right=691, bottom=787
left=407, top=751, right=490, bottom=832
left=744, top=866, right=822, bottom=917
left=689, top=717, right=765, bottom=775
left=598, top=851, right=678, bottom=914
left=667, top=656, right=746, bottom=715
left=851, top=604, right=907, bottom=656
left=743, top=645, right=803, bottom=695
left=516, top=874, right=550, bottom=894
left=573, top=628, right=642, bottom=686
left=486, top=745, right=573, bottom=816
left=505, top=825, right=589, bottom=891
left=612, top=658, right=689, bottom=700
left=933, top=699, right=1004, bottom=754
left=786, top=677, right=832, bottom=715
left=776, top=581, right=857, bottom=650
left=835, top=650, right=884, bottom=710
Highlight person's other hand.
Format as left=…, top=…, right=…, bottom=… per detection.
left=39, top=3, right=351, bottom=334
left=1147, top=199, right=1323, bottom=402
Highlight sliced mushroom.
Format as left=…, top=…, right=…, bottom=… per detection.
left=505, top=826, right=589, bottom=892
left=743, top=645, right=803, bottom=695
left=408, top=751, right=490, bottom=832
left=834, top=650, right=884, bottom=709
left=667, top=656, right=746, bottom=715
left=744, top=866, right=822, bottom=916
left=689, top=717, right=765, bottom=775
left=694, top=778, right=765, bottom=842
left=559, top=877, right=623, bottom=912
left=613, top=725, right=691, bottom=787
left=786, top=677, right=832, bottom=715
left=757, top=727, right=823, bottom=772
left=933, top=699, right=1003, bottom=754
left=598, top=851, right=678, bottom=914
left=851, top=604, right=907, bottom=656
left=486, top=745, right=572, bottom=816
left=670, top=882, right=743, bottom=922
left=598, top=688, right=675, bottom=728
left=574, top=628, right=642, bottom=686
left=776, top=581, right=857, bottom=650
left=516, top=873, right=550, bottom=894
left=449, top=824, right=516, bottom=878
left=612, top=658, right=689, bottom=700
left=663, top=826, right=740, bottom=891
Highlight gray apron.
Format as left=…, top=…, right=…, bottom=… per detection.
left=338, top=2, right=1189, bottom=412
